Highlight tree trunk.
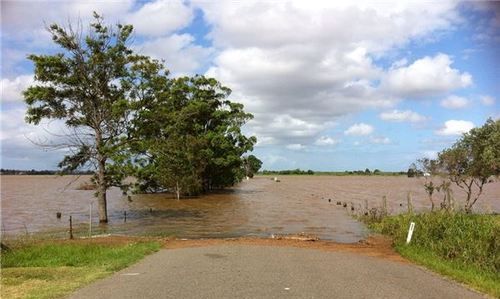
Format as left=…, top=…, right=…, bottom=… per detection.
left=97, top=156, right=108, bottom=223
left=469, top=179, right=485, bottom=213
left=176, top=181, right=180, bottom=200
left=95, top=130, right=108, bottom=223
left=447, top=188, right=454, bottom=212
left=464, top=185, right=473, bottom=213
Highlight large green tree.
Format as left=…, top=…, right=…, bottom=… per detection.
left=133, top=75, right=256, bottom=195
left=24, top=13, right=151, bottom=222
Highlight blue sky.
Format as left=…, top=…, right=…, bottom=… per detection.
left=1, top=0, right=499, bottom=171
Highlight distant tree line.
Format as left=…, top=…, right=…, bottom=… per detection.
left=341, top=169, right=406, bottom=175
left=261, top=169, right=315, bottom=175
left=259, top=169, right=406, bottom=176
left=23, top=13, right=261, bottom=223
left=0, top=169, right=94, bottom=175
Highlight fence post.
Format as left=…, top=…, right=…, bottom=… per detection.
left=69, top=215, right=74, bottom=239
left=89, top=203, right=92, bottom=238
left=407, top=192, right=414, bottom=214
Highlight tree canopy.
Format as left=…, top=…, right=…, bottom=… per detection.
left=132, top=75, right=256, bottom=197
left=24, top=13, right=152, bottom=222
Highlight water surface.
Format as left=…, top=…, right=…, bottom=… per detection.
left=2, top=175, right=498, bottom=242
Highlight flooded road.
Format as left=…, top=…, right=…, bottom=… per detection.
left=1, top=175, right=498, bottom=242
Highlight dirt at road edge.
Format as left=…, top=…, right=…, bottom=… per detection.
left=162, top=235, right=407, bottom=264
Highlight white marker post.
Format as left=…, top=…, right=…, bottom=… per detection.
left=406, top=222, right=415, bottom=244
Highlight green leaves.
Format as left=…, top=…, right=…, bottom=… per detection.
left=431, top=119, right=500, bottom=212
left=132, top=73, right=257, bottom=195
left=243, top=155, right=263, bottom=178
left=58, top=146, right=92, bottom=173
left=439, top=118, right=499, bottom=181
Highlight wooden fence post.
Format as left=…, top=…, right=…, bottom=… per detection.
left=69, top=215, right=74, bottom=239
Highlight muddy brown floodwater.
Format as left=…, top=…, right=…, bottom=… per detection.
left=1, top=175, right=499, bottom=242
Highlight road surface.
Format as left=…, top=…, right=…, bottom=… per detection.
left=69, top=244, right=484, bottom=299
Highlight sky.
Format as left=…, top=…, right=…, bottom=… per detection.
left=1, top=0, right=499, bottom=171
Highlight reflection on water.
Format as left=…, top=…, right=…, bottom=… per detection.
left=2, top=175, right=499, bottom=242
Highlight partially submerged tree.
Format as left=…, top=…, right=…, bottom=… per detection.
left=133, top=75, right=256, bottom=195
left=407, top=163, right=418, bottom=177
left=438, top=118, right=499, bottom=212
left=418, top=158, right=440, bottom=211
left=151, top=135, right=204, bottom=200
left=24, top=13, right=149, bottom=222
left=418, top=119, right=499, bottom=213
left=243, top=155, right=263, bottom=178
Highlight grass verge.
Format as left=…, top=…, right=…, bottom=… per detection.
left=362, top=212, right=499, bottom=297
left=1, top=238, right=161, bottom=299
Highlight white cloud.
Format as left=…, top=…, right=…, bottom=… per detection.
left=196, top=1, right=463, bottom=145
left=440, top=95, right=469, bottom=109
left=245, top=114, right=328, bottom=146
left=286, top=144, right=306, bottom=151
left=379, top=109, right=426, bottom=122
left=384, top=54, right=472, bottom=97
left=0, top=106, right=94, bottom=169
left=0, top=108, right=27, bottom=141
left=0, top=107, right=67, bottom=149
left=137, top=34, right=214, bottom=75
left=480, top=95, right=495, bottom=106
left=436, top=120, right=474, bottom=136
left=262, top=154, right=288, bottom=166
left=370, top=136, right=391, bottom=144
left=2, top=0, right=134, bottom=36
left=254, top=135, right=276, bottom=147
left=315, top=136, right=340, bottom=146
left=0, top=108, right=71, bottom=169
left=196, top=1, right=459, bottom=51
left=1, top=75, right=34, bottom=103
left=1, top=0, right=195, bottom=76
left=127, top=0, right=194, bottom=37
left=344, top=123, right=374, bottom=136
left=391, top=58, right=408, bottom=68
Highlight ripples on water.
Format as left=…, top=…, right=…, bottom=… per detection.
left=1, top=175, right=498, bottom=242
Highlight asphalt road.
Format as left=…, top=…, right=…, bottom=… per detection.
left=69, top=245, right=484, bottom=299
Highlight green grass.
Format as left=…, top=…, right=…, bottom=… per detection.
left=1, top=239, right=161, bottom=299
left=396, top=245, right=500, bottom=297
left=364, top=212, right=500, bottom=297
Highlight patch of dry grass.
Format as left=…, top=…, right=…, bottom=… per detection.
left=1, top=267, right=108, bottom=299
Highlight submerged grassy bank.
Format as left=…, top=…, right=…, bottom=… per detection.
left=0, top=238, right=161, bottom=299
left=363, top=212, right=500, bottom=297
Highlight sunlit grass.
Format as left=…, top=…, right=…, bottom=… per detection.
left=396, top=245, right=500, bottom=297
left=363, top=212, right=500, bottom=297
left=1, top=240, right=161, bottom=299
